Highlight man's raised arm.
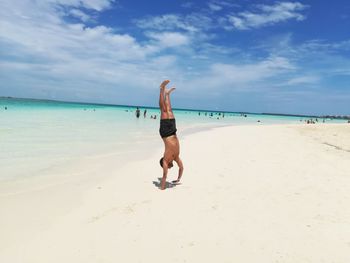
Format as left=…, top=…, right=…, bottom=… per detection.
left=174, top=157, right=184, bottom=183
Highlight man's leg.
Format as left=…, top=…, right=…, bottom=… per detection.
left=159, top=80, right=175, bottom=119
left=159, top=80, right=169, bottom=113
left=160, top=87, right=176, bottom=121
left=164, top=87, right=176, bottom=113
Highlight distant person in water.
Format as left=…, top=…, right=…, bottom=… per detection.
left=158, top=80, right=184, bottom=190
left=136, top=107, right=140, bottom=118
left=144, top=109, right=147, bottom=118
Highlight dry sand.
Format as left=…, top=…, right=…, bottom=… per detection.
left=1, top=123, right=349, bottom=262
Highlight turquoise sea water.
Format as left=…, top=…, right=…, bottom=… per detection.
left=0, top=98, right=346, bottom=180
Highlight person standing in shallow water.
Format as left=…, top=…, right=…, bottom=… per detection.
left=135, top=107, right=140, bottom=118
left=158, top=80, right=184, bottom=190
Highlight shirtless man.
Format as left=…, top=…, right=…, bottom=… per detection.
left=159, top=80, right=184, bottom=190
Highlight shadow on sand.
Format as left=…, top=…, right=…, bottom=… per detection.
left=152, top=178, right=181, bottom=189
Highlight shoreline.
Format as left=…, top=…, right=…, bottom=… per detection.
left=2, top=97, right=349, bottom=120
left=1, top=123, right=349, bottom=262
left=1, top=121, right=344, bottom=187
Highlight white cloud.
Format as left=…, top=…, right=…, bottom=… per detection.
left=68, top=9, right=91, bottom=22
left=146, top=32, right=190, bottom=48
left=286, top=76, right=319, bottom=85
left=300, top=39, right=350, bottom=53
left=180, top=56, right=296, bottom=96
left=134, top=13, right=214, bottom=34
left=227, top=2, right=307, bottom=30
left=0, top=0, right=183, bottom=103
left=48, top=0, right=114, bottom=11
left=208, top=0, right=240, bottom=12
left=135, top=14, right=199, bottom=32
left=134, top=13, right=216, bottom=53
left=210, top=56, right=295, bottom=83
left=0, top=0, right=114, bottom=25
left=208, top=3, right=222, bottom=11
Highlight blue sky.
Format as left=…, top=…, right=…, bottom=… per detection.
left=0, top=0, right=349, bottom=115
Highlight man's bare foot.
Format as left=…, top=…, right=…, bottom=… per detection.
left=165, top=87, right=176, bottom=95
left=160, top=80, right=170, bottom=89
left=171, top=179, right=181, bottom=184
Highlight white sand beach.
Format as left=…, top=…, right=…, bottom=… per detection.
left=1, top=123, right=349, bottom=262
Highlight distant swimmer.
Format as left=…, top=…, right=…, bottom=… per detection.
left=158, top=80, right=184, bottom=190
left=136, top=107, right=140, bottom=118
left=144, top=109, right=147, bottom=118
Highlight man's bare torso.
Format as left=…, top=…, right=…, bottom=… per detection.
left=163, top=135, right=180, bottom=162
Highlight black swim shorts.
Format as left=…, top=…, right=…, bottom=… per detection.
left=159, top=118, right=177, bottom=138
